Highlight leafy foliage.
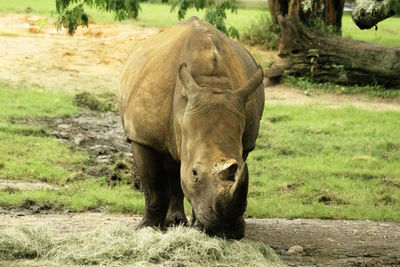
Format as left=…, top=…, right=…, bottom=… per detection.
left=171, top=0, right=239, bottom=38
left=55, top=0, right=239, bottom=37
left=55, top=0, right=141, bottom=35
left=393, top=0, right=400, bottom=13
left=204, top=0, right=239, bottom=38
left=241, top=13, right=280, bottom=50
left=300, top=1, right=340, bottom=33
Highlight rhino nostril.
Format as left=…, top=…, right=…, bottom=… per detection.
left=192, top=168, right=198, bottom=176
left=227, top=163, right=238, bottom=175
left=217, top=160, right=238, bottom=181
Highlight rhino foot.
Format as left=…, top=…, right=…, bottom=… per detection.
left=165, top=211, right=188, bottom=227
left=137, top=216, right=167, bottom=231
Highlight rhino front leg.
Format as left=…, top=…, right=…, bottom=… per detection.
left=132, top=142, right=169, bottom=229
left=165, top=167, right=188, bottom=226
left=164, top=156, right=188, bottom=226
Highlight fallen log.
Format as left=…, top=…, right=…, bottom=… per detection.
left=265, top=16, right=400, bottom=88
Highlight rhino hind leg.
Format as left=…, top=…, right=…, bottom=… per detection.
left=165, top=160, right=188, bottom=226
left=132, top=142, right=170, bottom=229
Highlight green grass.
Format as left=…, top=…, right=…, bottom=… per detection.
left=246, top=105, right=400, bottom=221
left=284, top=76, right=400, bottom=98
left=0, top=85, right=79, bottom=119
left=1, top=83, right=399, bottom=221
left=0, top=0, right=263, bottom=34
left=1, top=1, right=400, bottom=46
left=342, top=11, right=400, bottom=47
left=0, top=85, right=89, bottom=184
left=0, top=180, right=145, bottom=213
left=0, top=83, right=145, bottom=212
left=0, top=0, right=54, bottom=15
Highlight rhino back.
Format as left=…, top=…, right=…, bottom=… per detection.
left=120, top=22, right=193, bottom=151
left=120, top=17, right=264, bottom=154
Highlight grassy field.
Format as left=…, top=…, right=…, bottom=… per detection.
left=284, top=76, right=400, bottom=99
left=247, top=105, right=400, bottom=221
left=0, top=84, right=145, bottom=213
left=1, top=83, right=399, bottom=221
left=1, top=0, right=400, bottom=46
left=0, top=1, right=399, bottom=222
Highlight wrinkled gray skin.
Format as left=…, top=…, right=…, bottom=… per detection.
left=120, top=17, right=264, bottom=239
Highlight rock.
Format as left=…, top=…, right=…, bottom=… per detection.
left=288, top=245, right=304, bottom=255
left=57, top=124, right=71, bottom=130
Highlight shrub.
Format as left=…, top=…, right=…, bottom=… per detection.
left=241, top=13, right=281, bottom=50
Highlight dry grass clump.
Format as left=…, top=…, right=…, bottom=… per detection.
left=0, top=223, right=284, bottom=266
left=0, top=224, right=54, bottom=260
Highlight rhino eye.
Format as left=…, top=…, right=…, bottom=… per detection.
left=192, top=168, right=200, bottom=183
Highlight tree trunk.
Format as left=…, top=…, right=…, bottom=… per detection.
left=325, top=0, right=345, bottom=29
left=265, top=16, right=400, bottom=88
left=268, top=0, right=289, bottom=22
left=268, top=0, right=345, bottom=31
left=352, top=0, right=397, bottom=29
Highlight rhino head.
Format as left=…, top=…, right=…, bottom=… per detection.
left=178, top=64, right=263, bottom=239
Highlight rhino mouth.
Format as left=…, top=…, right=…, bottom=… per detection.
left=193, top=214, right=245, bottom=240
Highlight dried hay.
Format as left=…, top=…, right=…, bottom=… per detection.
left=0, top=223, right=284, bottom=266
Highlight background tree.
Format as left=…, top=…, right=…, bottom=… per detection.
left=265, top=15, right=400, bottom=87
left=268, top=0, right=345, bottom=33
left=55, top=0, right=238, bottom=37
left=54, top=0, right=400, bottom=88
left=55, top=0, right=141, bottom=35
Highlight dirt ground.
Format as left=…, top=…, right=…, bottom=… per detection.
left=1, top=13, right=400, bottom=266
left=1, top=209, right=399, bottom=266
left=1, top=14, right=399, bottom=111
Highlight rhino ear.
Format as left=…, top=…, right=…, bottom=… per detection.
left=235, top=66, right=264, bottom=102
left=179, top=63, right=201, bottom=98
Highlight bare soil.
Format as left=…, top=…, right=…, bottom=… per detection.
left=1, top=210, right=399, bottom=266
left=1, top=13, right=400, bottom=267
left=0, top=14, right=399, bottom=111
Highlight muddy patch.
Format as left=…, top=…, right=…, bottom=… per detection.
left=246, top=218, right=400, bottom=266
left=34, top=110, right=140, bottom=188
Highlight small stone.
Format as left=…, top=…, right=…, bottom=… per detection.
left=58, top=124, right=71, bottom=130
left=97, top=155, right=111, bottom=163
left=287, top=245, right=304, bottom=255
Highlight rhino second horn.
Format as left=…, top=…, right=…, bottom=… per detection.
left=179, top=63, right=201, bottom=97
left=230, top=163, right=249, bottom=203
left=235, top=67, right=264, bottom=102
left=219, top=163, right=248, bottom=217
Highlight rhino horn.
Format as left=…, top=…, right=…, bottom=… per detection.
left=179, top=63, right=201, bottom=97
left=229, top=163, right=249, bottom=211
left=235, top=67, right=264, bottom=102
left=217, top=163, right=249, bottom=217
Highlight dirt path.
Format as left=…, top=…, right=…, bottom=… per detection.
left=0, top=14, right=157, bottom=93
left=0, top=14, right=399, bottom=111
left=1, top=210, right=399, bottom=266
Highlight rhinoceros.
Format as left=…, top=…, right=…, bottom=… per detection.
left=119, top=16, right=264, bottom=239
